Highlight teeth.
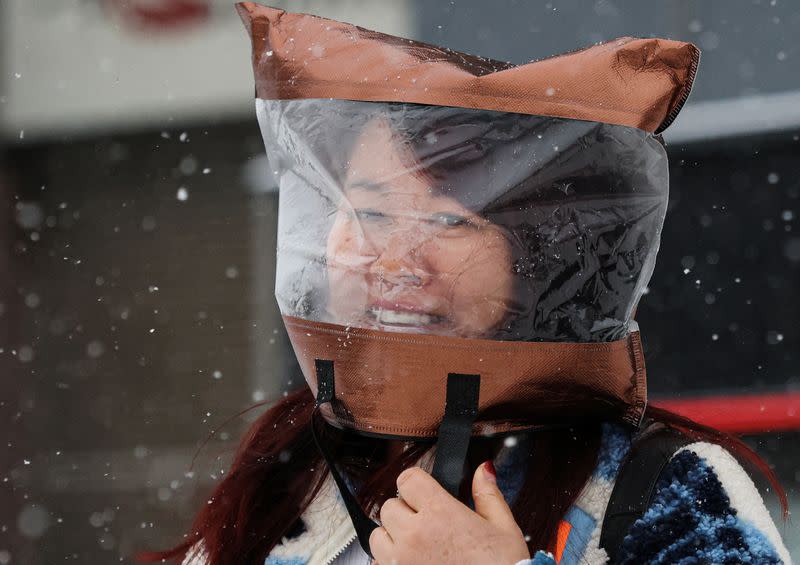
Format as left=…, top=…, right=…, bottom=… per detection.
left=370, top=308, right=438, bottom=326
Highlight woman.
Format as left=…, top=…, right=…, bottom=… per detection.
left=141, top=6, right=791, bottom=563
left=140, top=100, right=792, bottom=565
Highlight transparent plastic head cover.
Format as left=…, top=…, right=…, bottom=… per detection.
left=259, top=99, right=668, bottom=343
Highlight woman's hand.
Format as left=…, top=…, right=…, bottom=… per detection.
left=369, top=461, right=531, bottom=565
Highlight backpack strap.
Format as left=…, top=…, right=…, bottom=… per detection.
left=599, top=421, right=694, bottom=563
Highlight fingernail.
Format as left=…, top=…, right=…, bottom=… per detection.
left=483, top=460, right=497, bottom=483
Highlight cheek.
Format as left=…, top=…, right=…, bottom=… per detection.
left=326, top=216, right=356, bottom=262
left=326, top=218, right=370, bottom=316
left=327, top=217, right=369, bottom=269
left=428, top=231, right=513, bottom=332
left=428, top=231, right=512, bottom=290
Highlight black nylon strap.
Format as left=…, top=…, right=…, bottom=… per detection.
left=315, top=358, right=335, bottom=405
left=311, top=359, right=379, bottom=558
left=431, top=373, right=481, bottom=497
left=599, top=423, right=693, bottom=563
left=311, top=361, right=482, bottom=558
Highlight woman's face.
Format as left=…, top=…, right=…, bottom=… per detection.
left=325, top=119, right=514, bottom=338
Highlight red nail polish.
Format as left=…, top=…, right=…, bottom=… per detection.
left=484, top=460, right=496, bottom=479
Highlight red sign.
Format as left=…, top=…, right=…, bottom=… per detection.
left=104, top=0, right=210, bottom=31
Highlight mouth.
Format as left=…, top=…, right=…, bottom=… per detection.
left=367, top=307, right=446, bottom=327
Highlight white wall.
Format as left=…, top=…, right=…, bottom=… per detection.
left=1, top=0, right=413, bottom=142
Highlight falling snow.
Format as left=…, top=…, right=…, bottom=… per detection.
left=6, top=5, right=800, bottom=563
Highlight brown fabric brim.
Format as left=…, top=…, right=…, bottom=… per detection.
left=237, top=2, right=699, bottom=134
left=284, top=316, right=647, bottom=438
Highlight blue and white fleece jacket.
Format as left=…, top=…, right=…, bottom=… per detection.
left=182, top=424, right=792, bottom=565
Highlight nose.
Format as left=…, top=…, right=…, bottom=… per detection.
left=368, top=230, right=432, bottom=287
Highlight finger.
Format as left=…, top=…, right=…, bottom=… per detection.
left=368, top=526, right=394, bottom=565
left=396, top=467, right=449, bottom=511
left=472, top=461, right=517, bottom=530
left=379, top=496, right=416, bottom=535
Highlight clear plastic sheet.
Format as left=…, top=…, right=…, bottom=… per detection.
left=258, top=98, right=668, bottom=343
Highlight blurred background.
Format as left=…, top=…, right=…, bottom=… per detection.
left=1, top=0, right=798, bottom=563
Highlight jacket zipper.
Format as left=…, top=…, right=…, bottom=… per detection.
left=322, top=532, right=358, bottom=565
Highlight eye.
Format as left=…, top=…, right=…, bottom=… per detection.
left=354, top=208, right=388, bottom=222
left=432, top=212, right=470, bottom=228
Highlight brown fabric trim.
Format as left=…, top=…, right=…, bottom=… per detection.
left=284, top=316, right=647, bottom=438
left=236, top=2, right=699, bottom=133
left=655, top=44, right=701, bottom=134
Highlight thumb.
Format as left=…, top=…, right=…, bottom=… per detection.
left=472, top=461, right=516, bottom=528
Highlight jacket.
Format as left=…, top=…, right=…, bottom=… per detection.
left=181, top=423, right=792, bottom=565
